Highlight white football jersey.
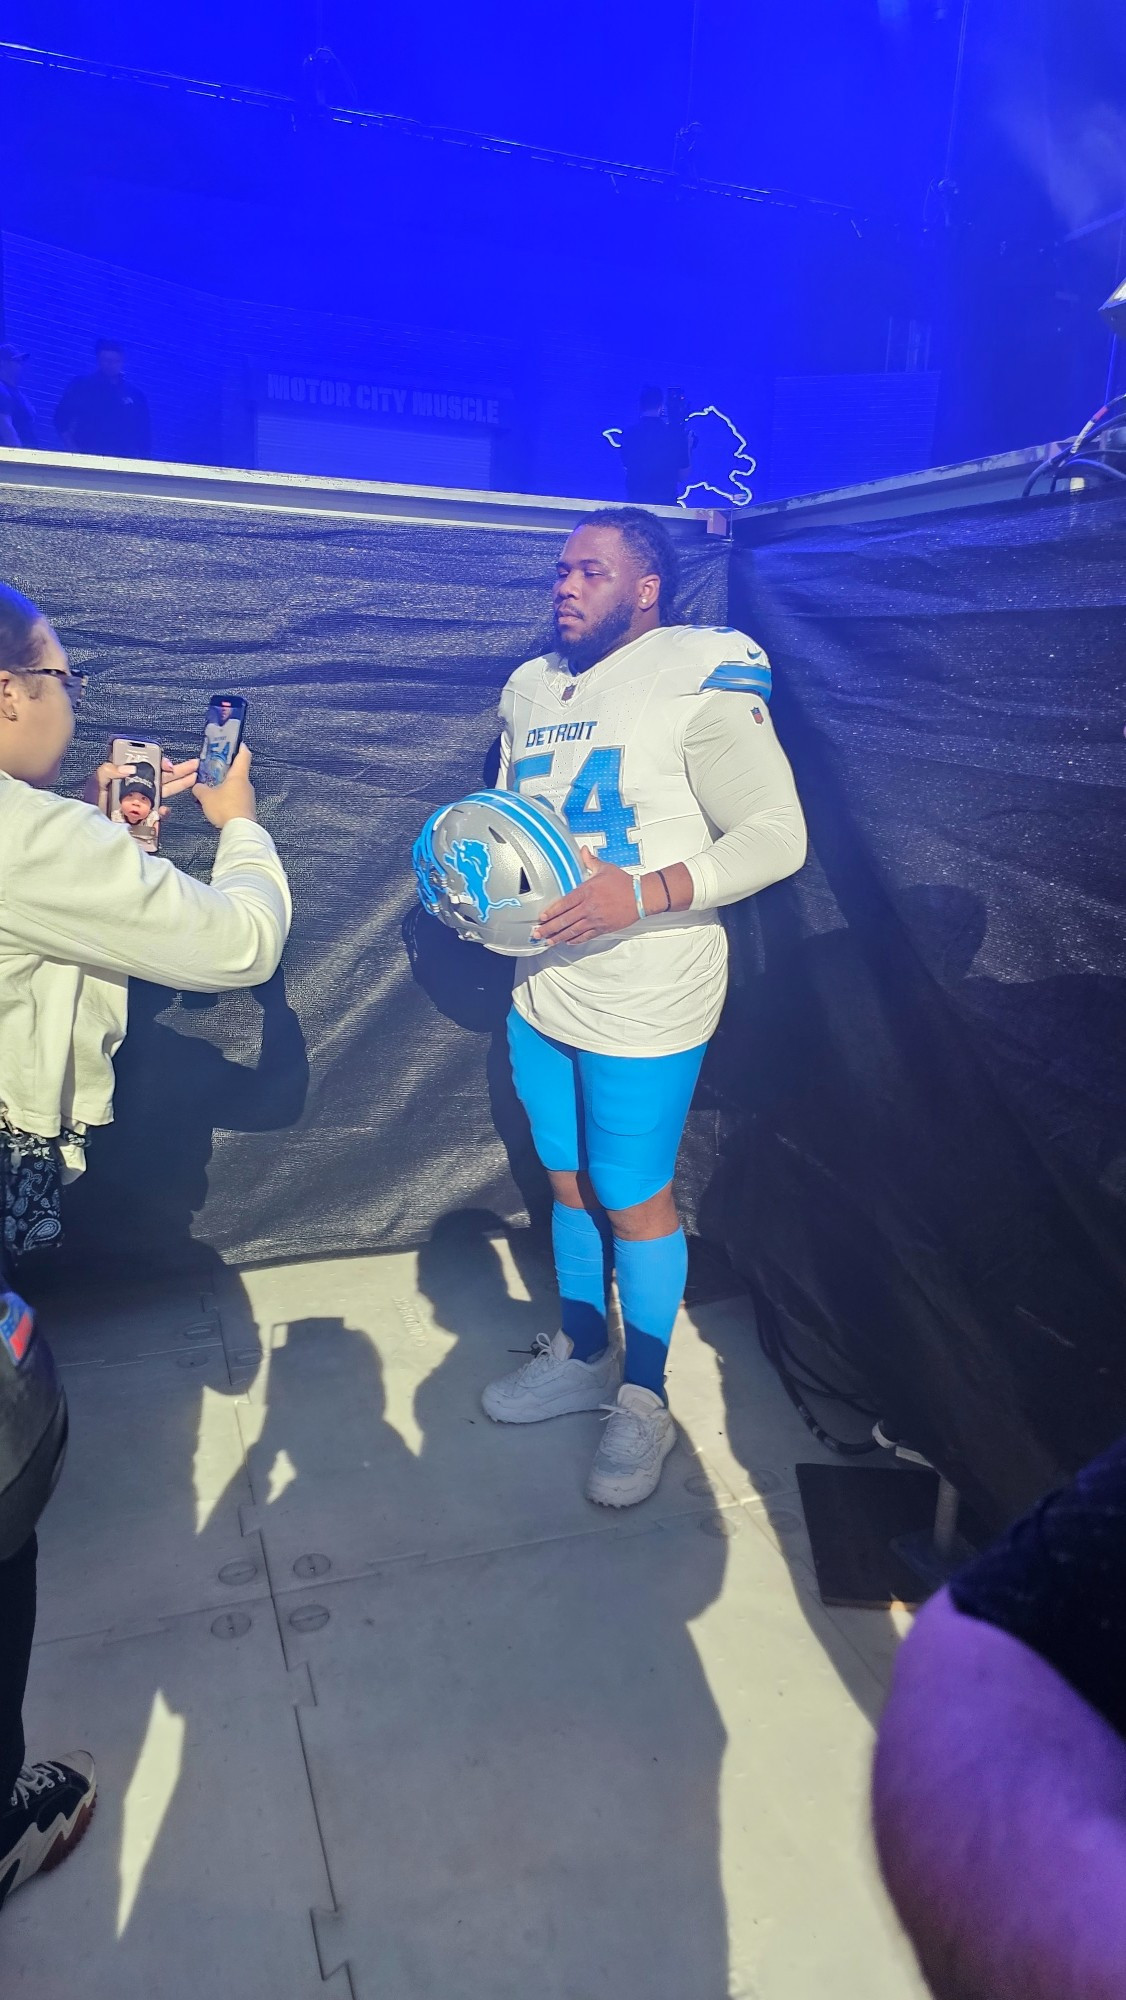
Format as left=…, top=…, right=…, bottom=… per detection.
left=497, top=622, right=775, bottom=1057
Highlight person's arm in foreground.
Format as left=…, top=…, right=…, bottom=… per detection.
left=2, top=747, right=291, bottom=989
left=873, top=1436, right=1126, bottom=2000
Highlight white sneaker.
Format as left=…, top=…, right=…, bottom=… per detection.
left=482, top=1331, right=621, bottom=1424
left=586, top=1384, right=677, bottom=1509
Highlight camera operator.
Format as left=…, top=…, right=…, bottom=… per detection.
left=0, top=581, right=291, bottom=1908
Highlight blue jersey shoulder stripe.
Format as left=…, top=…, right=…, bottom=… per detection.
left=700, top=660, right=773, bottom=698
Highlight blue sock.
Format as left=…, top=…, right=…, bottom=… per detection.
left=552, top=1201, right=612, bottom=1361
left=614, top=1230, right=688, bottom=1401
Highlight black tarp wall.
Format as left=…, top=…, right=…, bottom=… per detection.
left=718, top=491, right=1126, bottom=1530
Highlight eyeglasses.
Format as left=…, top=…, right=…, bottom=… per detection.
left=24, top=668, right=87, bottom=710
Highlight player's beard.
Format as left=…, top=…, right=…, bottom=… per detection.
left=554, top=598, right=635, bottom=674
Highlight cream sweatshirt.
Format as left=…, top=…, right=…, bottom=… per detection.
left=0, top=771, right=292, bottom=1146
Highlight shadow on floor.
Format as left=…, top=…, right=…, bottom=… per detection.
left=6, top=971, right=311, bottom=1974
left=686, top=1291, right=901, bottom=1728
left=411, top=1207, right=733, bottom=1998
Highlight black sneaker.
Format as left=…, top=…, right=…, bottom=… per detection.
left=0, top=1755, right=96, bottom=1910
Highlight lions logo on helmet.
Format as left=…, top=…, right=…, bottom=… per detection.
left=413, top=791, right=585, bottom=957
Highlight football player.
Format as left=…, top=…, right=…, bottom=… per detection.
left=482, top=507, right=808, bottom=1506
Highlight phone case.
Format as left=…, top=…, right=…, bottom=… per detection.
left=109, top=737, right=162, bottom=854
left=198, top=697, right=248, bottom=788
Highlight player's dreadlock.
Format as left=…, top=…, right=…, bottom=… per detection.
left=573, top=508, right=680, bottom=624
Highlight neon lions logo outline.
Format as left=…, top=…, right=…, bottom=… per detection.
left=677, top=406, right=756, bottom=508
left=448, top=839, right=520, bottom=922
left=603, top=404, right=756, bottom=508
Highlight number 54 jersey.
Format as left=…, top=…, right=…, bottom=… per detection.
left=496, top=622, right=783, bottom=1059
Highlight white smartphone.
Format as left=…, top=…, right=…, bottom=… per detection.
left=108, top=737, right=162, bottom=854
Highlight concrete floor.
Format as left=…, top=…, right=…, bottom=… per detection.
left=0, top=1222, right=925, bottom=1999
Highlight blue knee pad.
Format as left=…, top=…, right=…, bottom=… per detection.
left=508, top=1009, right=706, bottom=1212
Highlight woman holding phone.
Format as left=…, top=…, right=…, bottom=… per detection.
left=0, top=582, right=291, bottom=1908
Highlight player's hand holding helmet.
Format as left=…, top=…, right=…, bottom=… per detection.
left=531, top=846, right=650, bottom=946
left=412, top=791, right=585, bottom=957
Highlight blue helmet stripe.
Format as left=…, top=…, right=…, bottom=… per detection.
left=463, top=790, right=584, bottom=893
left=412, top=805, right=451, bottom=913
left=462, top=789, right=584, bottom=893
left=495, top=796, right=585, bottom=891
left=414, top=808, right=444, bottom=876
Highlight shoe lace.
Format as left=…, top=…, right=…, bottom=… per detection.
left=9, top=1762, right=67, bottom=1811
left=597, top=1402, right=650, bottom=1458
left=513, top=1332, right=558, bottom=1382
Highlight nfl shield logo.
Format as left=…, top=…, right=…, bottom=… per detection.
left=562, top=685, right=575, bottom=702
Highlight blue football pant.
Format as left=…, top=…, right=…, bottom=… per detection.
left=508, top=1010, right=705, bottom=1397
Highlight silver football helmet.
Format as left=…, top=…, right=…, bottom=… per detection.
left=412, top=790, right=584, bottom=957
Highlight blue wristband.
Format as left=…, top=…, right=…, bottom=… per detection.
left=633, top=875, right=646, bottom=921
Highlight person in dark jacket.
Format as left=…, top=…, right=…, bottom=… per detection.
left=617, top=387, right=689, bottom=506
left=54, top=340, right=151, bottom=459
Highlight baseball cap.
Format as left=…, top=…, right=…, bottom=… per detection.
left=120, top=762, right=157, bottom=806
left=0, top=342, right=29, bottom=364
